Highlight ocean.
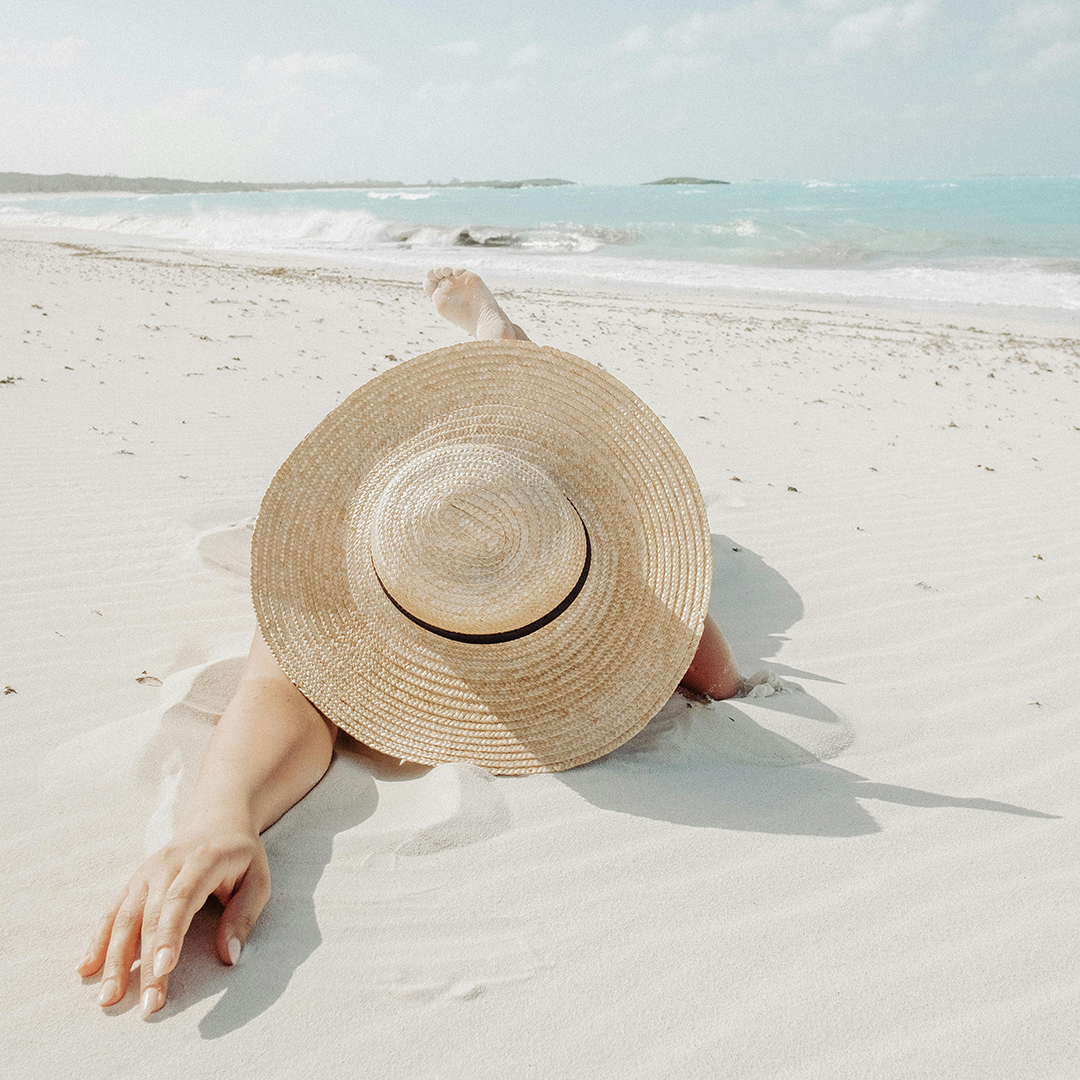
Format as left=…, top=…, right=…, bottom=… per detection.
left=3, top=177, right=1078, bottom=311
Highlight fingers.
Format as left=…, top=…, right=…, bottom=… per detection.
left=138, top=878, right=169, bottom=1018
left=96, top=882, right=148, bottom=1008
left=216, top=845, right=271, bottom=967
left=138, top=849, right=251, bottom=1017
left=81, top=834, right=269, bottom=1017
left=147, top=855, right=229, bottom=979
left=77, top=887, right=127, bottom=977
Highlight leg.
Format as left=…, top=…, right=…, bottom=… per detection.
left=679, top=614, right=741, bottom=700
left=424, top=267, right=529, bottom=341
left=424, top=267, right=740, bottom=700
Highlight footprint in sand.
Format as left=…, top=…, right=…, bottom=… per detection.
left=195, top=516, right=256, bottom=577
left=361, top=865, right=554, bottom=1001
left=390, top=763, right=512, bottom=857
left=37, top=656, right=247, bottom=851
left=351, top=762, right=513, bottom=868
left=374, top=938, right=551, bottom=1003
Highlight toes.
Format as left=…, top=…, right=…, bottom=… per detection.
left=424, top=267, right=461, bottom=299
left=424, top=266, right=476, bottom=297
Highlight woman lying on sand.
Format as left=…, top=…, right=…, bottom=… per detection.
left=77, top=268, right=743, bottom=1019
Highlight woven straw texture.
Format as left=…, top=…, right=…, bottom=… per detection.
left=251, top=340, right=711, bottom=774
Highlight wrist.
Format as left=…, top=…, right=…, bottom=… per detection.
left=174, top=801, right=259, bottom=840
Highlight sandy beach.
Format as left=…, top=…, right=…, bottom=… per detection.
left=2, top=229, right=1078, bottom=1078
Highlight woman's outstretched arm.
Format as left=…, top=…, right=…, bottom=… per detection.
left=77, top=633, right=337, bottom=1018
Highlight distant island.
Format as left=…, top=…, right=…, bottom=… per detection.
left=644, top=177, right=730, bottom=185
left=0, top=172, right=576, bottom=195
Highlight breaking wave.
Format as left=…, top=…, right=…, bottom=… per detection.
left=3, top=177, right=1078, bottom=309
left=0, top=204, right=637, bottom=255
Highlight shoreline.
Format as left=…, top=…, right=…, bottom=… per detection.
left=3, top=224, right=1077, bottom=336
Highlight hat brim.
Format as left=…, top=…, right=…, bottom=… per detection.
left=251, top=341, right=711, bottom=774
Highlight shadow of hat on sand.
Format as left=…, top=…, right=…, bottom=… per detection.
left=558, top=535, right=1059, bottom=836
left=122, top=524, right=1055, bottom=1035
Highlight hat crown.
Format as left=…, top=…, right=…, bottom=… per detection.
left=253, top=339, right=712, bottom=774
left=369, top=444, right=588, bottom=636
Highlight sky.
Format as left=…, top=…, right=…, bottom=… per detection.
left=2, top=0, right=1078, bottom=183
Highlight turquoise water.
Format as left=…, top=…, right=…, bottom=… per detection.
left=4, top=177, right=1079, bottom=309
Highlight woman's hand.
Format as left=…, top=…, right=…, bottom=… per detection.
left=76, top=633, right=336, bottom=1019
left=76, top=823, right=270, bottom=1018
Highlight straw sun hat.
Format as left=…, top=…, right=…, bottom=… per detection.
left=251, top=339, right=711, bottom=775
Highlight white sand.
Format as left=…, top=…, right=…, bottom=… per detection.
left=2, top=230, right=1078, bottom=1078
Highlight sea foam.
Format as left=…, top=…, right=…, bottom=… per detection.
left=4, top=178, right=1078, bottom=309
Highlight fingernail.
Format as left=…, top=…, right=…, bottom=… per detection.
left=77, top=953, right=93, bottom=973
left=153, top=946, right=175, bottom=978
left=98, top=979, right=118, bottom=1006
left=227, top=937, right=242, bottom=966
left=141, top=987, right=162, bottom=1019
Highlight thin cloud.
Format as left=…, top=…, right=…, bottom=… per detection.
left=509, top=43, right=543, bottom=66
left=245, top=52, right=374, bottom=78
left=649, top=51, right=720, bottom=82
left=429, top=39, right=480, bottom=57
left=646, top=0, right=810, bottom=83
left=412, top=80, right=475, bottom=103
left=828, top=6, right=900, bottom=53
left=990, top=2, right=1077, bottom=50
left=823, top=1, right=936, bottom=57
left=663, top=1, right=802, bottom=51
left=612, top=25, right=654, bottom=52
left=1012, top=37, right=1080, bottom=79
left=1013, top=2, right=1076, bottom=34
left=897, top=0, right=935, bottom=32
left=0, top=36, right=84, bottom=68
left=181, top=87, right=221, bottom=107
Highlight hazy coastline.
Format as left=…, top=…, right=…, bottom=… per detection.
left=0, top=172, right=576, bottom=195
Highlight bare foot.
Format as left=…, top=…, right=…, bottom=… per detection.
left=424, top=267, right=529, bottom=341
